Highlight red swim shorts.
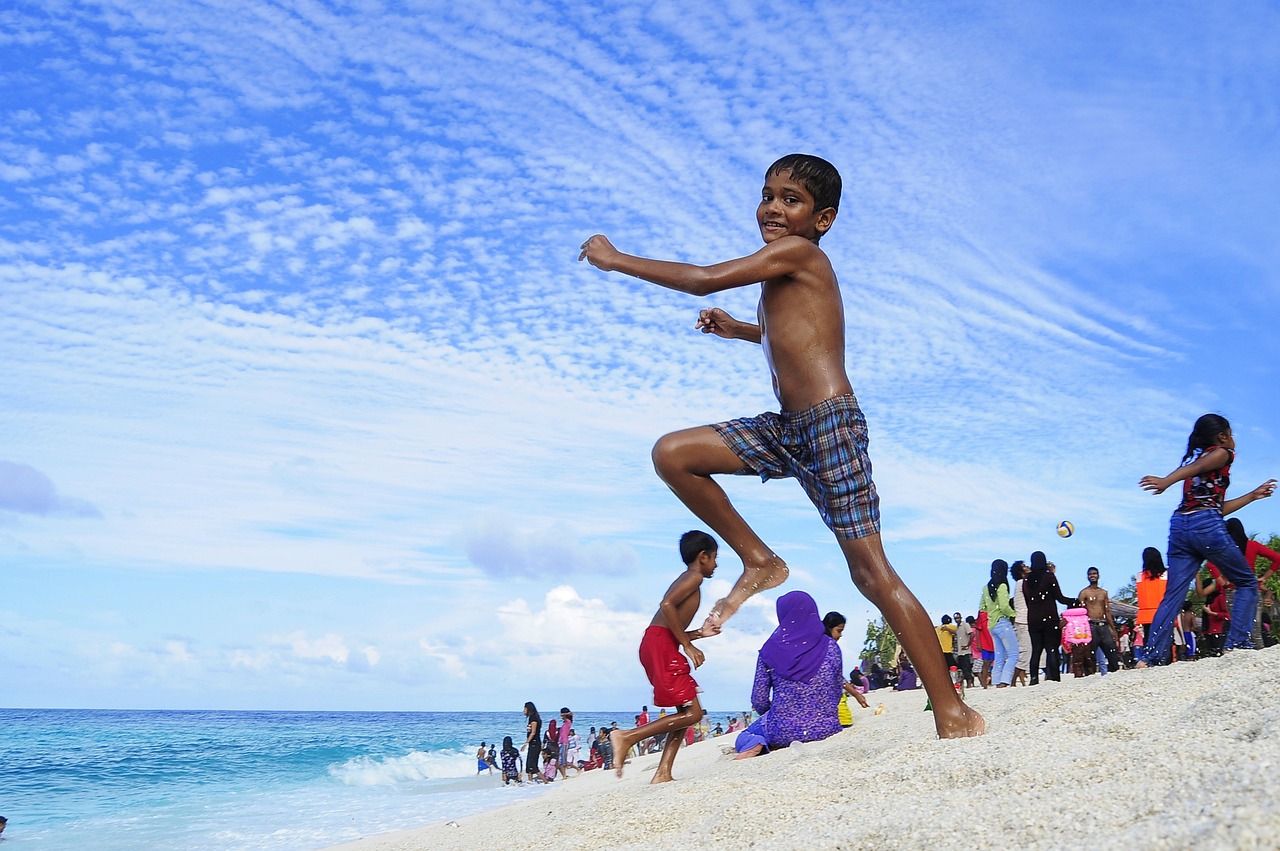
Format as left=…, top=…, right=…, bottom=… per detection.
left=638, top=625, right=698, bottom=708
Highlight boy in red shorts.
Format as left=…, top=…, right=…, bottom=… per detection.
left=581, top=154, right=983, bottom=738
left=609, top=530, right=717, bottom=783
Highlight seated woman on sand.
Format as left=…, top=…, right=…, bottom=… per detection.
left=735, top=591, right=845, bottom=759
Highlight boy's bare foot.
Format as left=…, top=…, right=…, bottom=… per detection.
left=702, top=555, right=790, bottom=632
left=609, top=730, right=628, bottom=778
left=650, top=769, right=674, bottom=784
left=935, top=705, right=985, bottom=739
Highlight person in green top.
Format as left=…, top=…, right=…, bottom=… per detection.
left=979, top=559, right=1019, bottom=687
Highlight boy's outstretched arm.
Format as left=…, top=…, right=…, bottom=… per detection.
left=578, top=233, right=818, bottom=297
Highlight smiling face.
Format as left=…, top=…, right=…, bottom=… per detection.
left=757, top=169, right=836, bottom=244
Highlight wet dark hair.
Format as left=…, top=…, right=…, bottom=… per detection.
left=1183, top=413, right=1231, bottom=463
left=767, top=153, right=842, bottom=214
left=679, top=530, right=718, bottom=565
left=822, top=611, right=847, bottom=636
left=524, top=701, right=541, bottom=723
left=502, top=735, right=517, bottom=754
left=987, top=559, right=1010, bottom=599
left=1225, top=517, right=1249, bottom=554
left=1141, top=547, right=1167, bottom=580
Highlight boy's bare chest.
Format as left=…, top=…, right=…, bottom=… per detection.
left=758, top=276, right=842, bottom=320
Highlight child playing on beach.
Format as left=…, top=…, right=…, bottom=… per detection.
left=499, top=736, right=522, bottom=785
left=1139, top=413, right=1276, bottom=663
left=580, top=154, right=983, bottom=738
left=608, top=530, right=718, bottom=783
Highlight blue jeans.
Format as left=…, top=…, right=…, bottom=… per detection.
left=1143, top=509, right=1258, bottom=663
left=989, top=617, right=1018, bottom=686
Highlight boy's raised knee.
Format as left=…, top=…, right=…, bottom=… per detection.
left=651, top=433, right=682, bottom=480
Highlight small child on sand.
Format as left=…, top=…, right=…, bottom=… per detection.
left=499, top=736, right=522, bottom=785
left=581, top=154, right=982, bottom=738
left=609, top=530, right=718, bottom=783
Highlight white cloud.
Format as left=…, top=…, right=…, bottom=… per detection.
left=1, top=0, right=1276, bottom=711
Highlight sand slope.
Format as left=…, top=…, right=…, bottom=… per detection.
left=331, top=648, right=1280, bottom=850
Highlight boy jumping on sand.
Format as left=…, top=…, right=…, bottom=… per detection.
left=610, top=530, right=717, bottom=783
left=580, top=154, right=983, bottom=738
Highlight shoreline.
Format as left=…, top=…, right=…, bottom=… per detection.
left=329, top=648, right=1280, bottom=850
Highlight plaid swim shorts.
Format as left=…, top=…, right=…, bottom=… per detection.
left=711, top=394, right=880, bottom=540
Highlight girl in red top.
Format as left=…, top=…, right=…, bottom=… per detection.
left=1205, top=517, right=1280, bottom=649
left=1139, top=414, right=1276, bottom=663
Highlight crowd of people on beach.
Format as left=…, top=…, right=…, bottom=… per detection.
left=870, top=540, right=1279, bottom=698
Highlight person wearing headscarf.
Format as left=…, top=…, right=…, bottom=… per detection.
left=1023, top=551, right=1078, bottom=683
left=735, top=591, right=845, bottom=758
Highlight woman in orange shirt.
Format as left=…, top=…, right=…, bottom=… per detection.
left=1135, top=547, right=1167, bottom=651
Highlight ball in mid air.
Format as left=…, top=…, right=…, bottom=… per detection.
left=1056, top=520, right=1075, bottom=538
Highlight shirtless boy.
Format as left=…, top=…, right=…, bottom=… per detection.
left=1078, top=566, right=1120, bottom=673
left=580, top=154, right=982, bottom=738
left=609, top=530, right=716, bottom=783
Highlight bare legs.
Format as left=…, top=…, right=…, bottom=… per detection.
left=652, top=427, right=789, bottom=630
left=838, top=536, right=984, bottom=739
left=652, top=427, right=983, bottom=739
left=608, top=698, right=704, bottom=784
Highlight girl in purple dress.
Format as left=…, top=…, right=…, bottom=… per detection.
left=735, top=591, right=844, bottom=758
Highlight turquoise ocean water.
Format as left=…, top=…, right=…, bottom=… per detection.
left=0, top=707, right=705, bottom=850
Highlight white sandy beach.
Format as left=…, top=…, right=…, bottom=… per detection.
left=331, top=649, right=1280, bottom=851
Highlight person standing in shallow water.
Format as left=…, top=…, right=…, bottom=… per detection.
left=521, top=702, right=542, bottom=784
left=580, top=153, right=982, bottom=739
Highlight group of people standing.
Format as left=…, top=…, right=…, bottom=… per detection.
left=964, top=554, right=1120, bottom=688
left=939, top=413, right=1277, bottom=689
left=481, top=703, right=588, bottom=786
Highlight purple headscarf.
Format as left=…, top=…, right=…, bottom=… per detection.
left=758, top=590, right=832, bottom=682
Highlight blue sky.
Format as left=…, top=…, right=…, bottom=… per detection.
left=3, top=1, right=1277, bottom=712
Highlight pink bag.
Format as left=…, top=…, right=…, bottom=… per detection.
left=1062, top=608, right=1092, bottom=646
